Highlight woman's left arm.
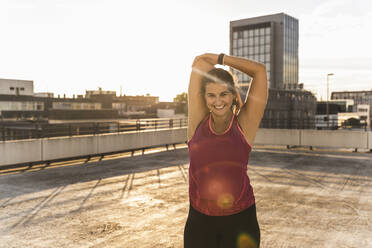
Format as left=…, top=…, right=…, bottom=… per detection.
left=223, top=55, right=268, bottom=146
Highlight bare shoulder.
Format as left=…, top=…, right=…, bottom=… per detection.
left=188, top=109, right=208, bottom=142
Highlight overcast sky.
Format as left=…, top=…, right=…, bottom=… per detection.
left=0, top=0, right=371, bottom=101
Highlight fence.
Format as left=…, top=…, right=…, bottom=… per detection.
left=0, top=118, right=188, bottom=141
left=260, top=118, right=369, bottom=130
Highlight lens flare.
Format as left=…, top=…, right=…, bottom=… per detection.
left=237, top=233, right=257, bottom=248
left=217, top=193, right=234, bottom=209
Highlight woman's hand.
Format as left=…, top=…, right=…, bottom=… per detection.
left=192, top=53, right=219, bottom=68
left=191, top=53, right=216, bottom=74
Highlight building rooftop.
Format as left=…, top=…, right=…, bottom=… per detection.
left=0, top=146, right=371, bottom=247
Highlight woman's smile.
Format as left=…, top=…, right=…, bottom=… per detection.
left=205, top=82, right=234, bottom=115
left=214, top=104, right=225, bottom=110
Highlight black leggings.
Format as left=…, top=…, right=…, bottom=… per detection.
left=184, top=204, right=260, bottom=248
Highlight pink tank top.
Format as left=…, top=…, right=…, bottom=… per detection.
left=188, top=113, right=255, bottom=216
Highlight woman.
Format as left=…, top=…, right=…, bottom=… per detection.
left=184, top=53, right=268, bottom=248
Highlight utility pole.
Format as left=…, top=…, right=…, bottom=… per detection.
left=326, top=73, right=334, bottom=129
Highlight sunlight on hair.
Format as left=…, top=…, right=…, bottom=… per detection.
left=192, top=67, right=229, bottom=85
left=237, top=233, right=257, bottom=248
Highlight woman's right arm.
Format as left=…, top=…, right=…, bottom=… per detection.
left=187, top=55, right=214, bottom=141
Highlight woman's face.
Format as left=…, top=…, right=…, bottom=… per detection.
left=204, top=82, right=235, bottom=116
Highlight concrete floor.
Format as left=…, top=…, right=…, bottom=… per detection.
left=0, top=145, right=371, bottom=248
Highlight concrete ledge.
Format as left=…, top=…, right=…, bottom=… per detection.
left=301, top=130, right=368, bottom=149
left=0, top=139, right=42, bottom=165
left=42, top=135, right=99, bottom=161
left=1, top=127, right=370, bottom=167
left=98, top=128, right=187, bottom=154
left=255, top=128, right=300, bottom=146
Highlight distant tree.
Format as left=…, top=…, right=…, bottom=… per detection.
left=174, top=92, right=188, bottom=115
left=173, top=92, right=187, bottom=103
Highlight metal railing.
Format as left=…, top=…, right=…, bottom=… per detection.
left=1, top=117, right=369, bottom=141
left=260, top=118, right=369, bottom=131
left=0, top=118, right=188, bottom=141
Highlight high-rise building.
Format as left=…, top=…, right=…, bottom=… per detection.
left=230, top=13, right=299, bottom=91
left=230, top=13, right=317, bottom=130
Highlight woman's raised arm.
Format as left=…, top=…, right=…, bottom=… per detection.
left=223, top=55, right=268, bottom=146
left=187, top=55, right=214, bottom=141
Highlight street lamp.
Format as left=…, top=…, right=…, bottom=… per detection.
left=326, top=73, right=334, bottom=129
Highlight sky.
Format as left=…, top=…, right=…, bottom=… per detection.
left=0, top=0, right=371, bottom=101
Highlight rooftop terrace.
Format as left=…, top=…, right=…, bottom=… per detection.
left=0, top=145, right=371, bottom=247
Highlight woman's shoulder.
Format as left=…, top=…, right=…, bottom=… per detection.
left=187, top=113, right=210, bottom=143
left=197, top=113, right=210, bottom=129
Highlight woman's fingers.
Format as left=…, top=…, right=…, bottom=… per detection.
left=199, top=53, right=218, bottom=65
left=192, top=53, right=220, bottom=67
left=193, top=55, right=212, bottom=67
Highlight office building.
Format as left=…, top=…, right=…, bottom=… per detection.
left=230, top=13, right=316, bottom=129
left=0, top=78, right=34, bottom=96
left=230, top=13, right=298, bottom=91
left=331, top=90, right=372, bottom=130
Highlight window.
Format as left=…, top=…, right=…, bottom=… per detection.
left=238, top=39, right=243, bottom=47
left=20, top=87, right=25, bottom=91
left=260, top=36, right=265, bottom=44
left=265, top=44, right=270, bottom=52
left=265, top=53, right=270, bottom=61
left=265, top=35, right=270, bottom=44
left=238, top=48, right=243, bottom=56
left=10, top=87, right=14, bottom=90
left=259, top=54, right=264, bottom=62
left=260, top=45, right=265, bottom=53
left=265, top=27, right=270, bottom=35
left=249, top=37, right=253, bottom=45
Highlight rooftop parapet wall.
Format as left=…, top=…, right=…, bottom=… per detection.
left=0, top=128, right=371, bottom=167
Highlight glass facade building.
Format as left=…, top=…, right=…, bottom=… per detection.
left=230, top=13, right=299, bottom=92
left=231, top=24, right=272, bottom=88
left=229, top=13, right=317, bottom=130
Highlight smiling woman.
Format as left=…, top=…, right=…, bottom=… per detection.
left=201, top=68, right=242, bottom=134
left=184, top=53, right=268, bottom=248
